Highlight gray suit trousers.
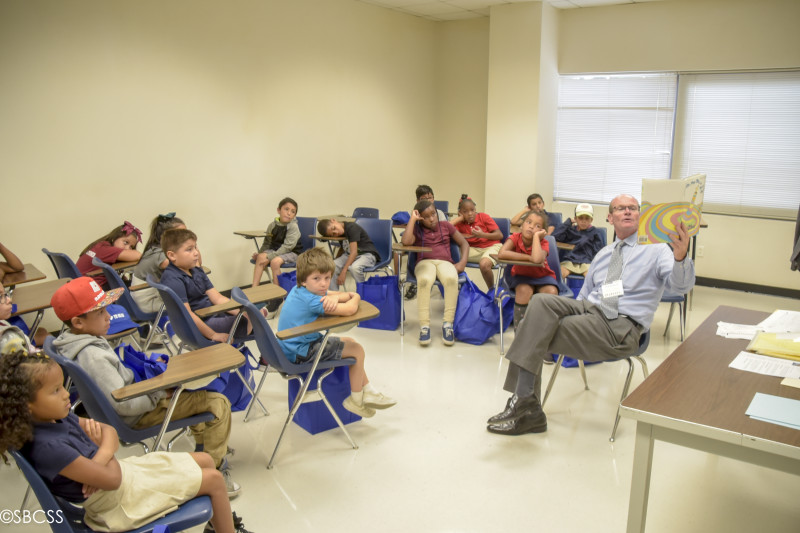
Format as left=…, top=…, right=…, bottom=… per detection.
left=503, top=293, right=644, bottom=400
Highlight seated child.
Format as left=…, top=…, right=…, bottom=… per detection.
left=400, top=200, right=469, bottom=346
left=49, top=277, right=241, bottom=498
left=552, top=203, right=605, bottom=280
left=0, top=346, right=250, bottom=533
left=510, top=193, right=557, bottom=235
left=160, top=228, right=265, bottom=344
left=0, top=281, right=39, bottom=351
left=76, top=222, right=143, bottom=289
left=317, top=218, right=380, bottom=291
left=450, top=194, right=503, bottom=291
left=0, top=240, right=24, bottom=281
left=277, top=248, right=396, bottom=418
left=132, top=212, right=188, bottom=313
left=252, top=197, right=302, bottom=288
left=498, top=209, right=559, bottom=326
left=404, top=185, right=449, bottom=300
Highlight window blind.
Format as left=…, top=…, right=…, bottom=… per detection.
left=674, top=71, right=800, bottom=219
left=553, top=73, right=676, bottom=205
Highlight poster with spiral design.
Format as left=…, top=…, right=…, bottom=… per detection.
left=637, top=202, right=701, bottom=245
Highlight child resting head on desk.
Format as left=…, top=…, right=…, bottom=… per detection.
left=251, top=197, right=302, bottom=289
left=131, top=212, right=187, bottom=314
left=75, top=222, right=143, bottom=290
left=498, top=209, right=559, bottom=327
left=159, top=228, right=266, bottom=344
left=317, top=217, right=380, bottom=292
left=0, top=343, right=250, bottom=533
left=48, top=276, right=243, bottom=500
left=277, top=247, right=396, bottom=419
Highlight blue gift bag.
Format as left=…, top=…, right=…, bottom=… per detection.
left=454, top=278, right=507, bottom=345
left=115, top=344, right=168, bottom=382
left=287, top=365, right=361, bottom=434
left=276, top=271, right=297, bottom=294
left=194, top=345, right=258, bottom=412
left=356, top=276, right=401, bottom=331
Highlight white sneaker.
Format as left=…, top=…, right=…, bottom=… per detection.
left=343, top=395, right=376, bottom=418
left=220, top=466, right=241, bottom=498
left=363, top=390, right=397, bottom=410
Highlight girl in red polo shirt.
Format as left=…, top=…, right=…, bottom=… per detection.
left=498, top=209, right=558, bottom=327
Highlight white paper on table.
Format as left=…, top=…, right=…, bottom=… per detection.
left=757, top=310, right=800, bottom=334
left=716, top=321, right=761, bottom=340
left=729, top=351, right=800, bottom=379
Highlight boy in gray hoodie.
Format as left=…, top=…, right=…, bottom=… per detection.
left=50, top=277, right=241, bottom=498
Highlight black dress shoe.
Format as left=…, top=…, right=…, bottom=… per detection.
left=486, top=394, right=540, bottom=424
left=487, top=409, right=547, bottom=436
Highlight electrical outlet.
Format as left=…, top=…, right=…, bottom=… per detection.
left=696, top=245, right=704, bottom=258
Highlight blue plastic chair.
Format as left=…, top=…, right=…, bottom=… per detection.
left=145, top=275, right=267, bottom=417
left=541, top=329, right=651, bottom=442
left=91, top=257, right=174, bottom=353
left=495, top=235, right=572, bottom=354
left=433, top=200, right=449, bottom=216
left=355, top=218, right=394, bottom=276
left=42, top=248, right=82, bottom=279
left=43, top=337, right=214, bottom=454
left=351, top=207, right=379, bottom=219
left=231, top=287, right=359, bottom=468
left=10, top=449, right=212, bottom=533
left=400, top=242, right=467, bottom=336
left=547, top=211, right=563, bottom=230
left=661, top=291, right=686, bottom=341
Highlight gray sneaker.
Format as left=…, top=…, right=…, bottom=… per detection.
left=220, top=466, right=241, bottom=498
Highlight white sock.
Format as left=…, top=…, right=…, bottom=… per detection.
left=363, top=383, right=377, bottom=395
left=351, top=390, right=364, bottom=404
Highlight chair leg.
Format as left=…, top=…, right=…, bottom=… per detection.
left=243, top=365, right=270, bottom=423
left=678, top=299, right=686, bottom=341
left=542, top=354, right=566, bottom=407
left=610, top=358, right=636, bottom=442
left=663, top=302, right=676, bottom=337
left=234, top=368, right=268, bottom=417
left=167, top=427, right=192, bottom=451
left=20, top=485, right=31, bottom=511
left=578, top=360, right=589, bottom=390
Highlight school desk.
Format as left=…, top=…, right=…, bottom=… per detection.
left=2, top=263, right=46, bottom=288
left=10, top=278, right=70, bottom=333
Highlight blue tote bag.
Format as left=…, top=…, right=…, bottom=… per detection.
left=356, top=275, right=402, bottom=331
left=454, top=278, right=511, bottom=345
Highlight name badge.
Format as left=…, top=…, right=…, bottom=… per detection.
left=602, top=280, right=624, bottom=298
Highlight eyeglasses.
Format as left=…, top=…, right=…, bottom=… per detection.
left=0, top=292, right=11, bottom=303
left=611, top=205, right=640, bottom=213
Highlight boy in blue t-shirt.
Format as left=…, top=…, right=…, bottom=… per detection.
left=277, top=248, right=396, bottom=418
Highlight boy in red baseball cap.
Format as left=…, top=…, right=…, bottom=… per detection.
left=50, top=277, right=242, bottom=497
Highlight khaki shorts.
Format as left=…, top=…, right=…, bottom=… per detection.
left=83, top=452, right=202, bottom=532
left=467, top=242, right=503, bottom=265
left=561, top=261, right=590, bottom=275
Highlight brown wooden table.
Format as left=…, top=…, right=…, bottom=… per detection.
left=620, top=305, right=800, bottom=533
left=2, top=263, right=46, bottom=287
left=112, top=343, right=245, bottom=452
left=85, top=260, right=139, bottom=277
left=10, top=278, right=70, bottom=333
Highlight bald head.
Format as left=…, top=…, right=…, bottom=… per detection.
left=607, top=194, right=641, bottom=240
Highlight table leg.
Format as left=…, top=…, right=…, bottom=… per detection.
left=627, top=421, right=655, bottom=533
left=29, top=310, right=45, bottom=336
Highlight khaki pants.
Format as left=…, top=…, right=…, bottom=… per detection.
left=134, top=390, right=231, bottom=467
left=414, top=259, right=459, bottom=327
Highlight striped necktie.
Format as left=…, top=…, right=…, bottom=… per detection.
left=600, top=240, right=625, bottom=319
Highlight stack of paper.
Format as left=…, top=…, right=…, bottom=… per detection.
left=746, top=392, right=800, bottom=430
left=717, top=321, right=761, bottom=340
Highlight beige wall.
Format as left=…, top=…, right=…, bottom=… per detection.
left=551, top=0, right=800, bottom=290
left=0, top=0, right=439, bottom=302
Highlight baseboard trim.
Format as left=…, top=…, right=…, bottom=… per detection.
left=696, top=277, right=800, bottom=299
